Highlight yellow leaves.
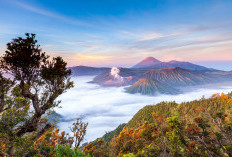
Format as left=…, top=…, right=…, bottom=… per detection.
left=152, top=112, right=163, bottom=123
left=194, top=107, right=205, bottom=112
left=97, top=139, right=103, bottom=146
left=220, top=93, right=229, bottom=100
left=1, top=143, right=6, bottom=149
left=208, top=133, right=216, bottom=139
left=52, top=128, right=59, bottom=138
left=227, top=98, right=232, bottom=104
left=61, top=131, right=65, bottom=138
left=83, top=142, right=93, bottom=151
left=152, top=112, right=157, bottom=118
left=195, top=115, right=203, bottom=123
left=225, top=116, right=230, bottom=122
left=212, top=93, right=229, bottom=101
left=156, top=116, right=163, bottom=123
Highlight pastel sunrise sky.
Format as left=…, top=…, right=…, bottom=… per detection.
left=0, top=0, right=232, bottom=70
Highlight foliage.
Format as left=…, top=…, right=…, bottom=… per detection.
left=100, top=123, right=126, bottom=143
left=56, top=145, right=89, bottom=157
left=0, top=33, right=73, bottom=156
left=26, top=128, right=73, bottom=157
left=84, top=139, right=112, bottom=157
left=71, top=118, right=88, bottom=148
left=86, top=92, right=232, bottom=157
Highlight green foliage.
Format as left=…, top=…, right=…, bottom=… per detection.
left=56, top=145, right=89, bottom=157
left=123, top=153, right=136, bottom=157
left=166, top=116, right=186, bottom=156
left=101, top=123, right=126, bottom=143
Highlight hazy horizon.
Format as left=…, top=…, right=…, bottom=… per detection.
left=69, top=58, right=232, bottom=71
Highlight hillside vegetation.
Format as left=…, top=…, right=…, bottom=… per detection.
left=85, top=92, right=232, bottom=157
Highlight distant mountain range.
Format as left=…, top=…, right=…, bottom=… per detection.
left=91, top=67, right=232, bottom=95
left=69, top=57, right=231, bottom=96
left=91, top=67, right=223, bottom=86
left=132, top=57, right=216, bottom=71
left=69, top=66, right=110, bottom=76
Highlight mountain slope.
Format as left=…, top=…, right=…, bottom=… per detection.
left=143, top=67, right=212, bottom=86
left=69, top=66, right=110, bottom=76
left=88, top=92, right=232, bottom=157
left=150, top=60, right=216, bottom=71
left=126, top=92, right=232, bottom=129
left=132, top=57, right=161, bottom=68
left=125, top=78, right=179, bottom=95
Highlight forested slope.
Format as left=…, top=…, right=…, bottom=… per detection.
left=85, top=92, right=232, bottom=157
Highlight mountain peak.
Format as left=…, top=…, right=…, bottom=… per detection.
left=168, top=60, right=179, bottom=63
left=143, top=57, right=161, bottom=62
left=132, top=57, right=161, bottom=68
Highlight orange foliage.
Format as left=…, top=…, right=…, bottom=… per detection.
left=186, top=125, right=201, bottom=135
left=225, top=116, right=230, bottom=122
left=30, top=128, right=73, bottom=156
left=188, top=141, right=196, bottom=153
left=194, top=107, right=205, bottom=112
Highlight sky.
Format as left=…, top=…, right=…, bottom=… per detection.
left=0, top=0, right=232, bottom=70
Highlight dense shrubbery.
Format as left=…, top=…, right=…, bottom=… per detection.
left=56, top=145, right=89, bottom=157
left=85, top=92, right=232, bottom=157
left=0, top=34, right=87, bottom=156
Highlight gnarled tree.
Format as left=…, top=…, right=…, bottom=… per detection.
left=0, top=33, right=73, bottom=156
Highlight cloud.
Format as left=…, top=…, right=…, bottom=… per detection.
left=107, top=25, right=232, bottom=62
left=74, top=53, right=111, bottom=61
left=55, top=76, right=232, bottom=142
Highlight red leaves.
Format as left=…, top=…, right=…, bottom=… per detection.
left=187, top=141, right=196, bottom=153
left=186, top=125, right=201, bottom=135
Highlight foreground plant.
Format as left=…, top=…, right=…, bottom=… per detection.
left=0, top=33, right=73, bottom=156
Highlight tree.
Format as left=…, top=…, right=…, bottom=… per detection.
left=71, top=118, right=88, bottom=148
left=0, top=33, right=73, bottom=156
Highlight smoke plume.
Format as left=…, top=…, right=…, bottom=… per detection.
left=110, top=67, right=124, bottom=81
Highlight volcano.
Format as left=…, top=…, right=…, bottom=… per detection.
left=132, top=57, right=161, bottom=68
left=125, top=78, right=180, bottom=96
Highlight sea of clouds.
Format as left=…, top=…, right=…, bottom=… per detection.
left=55, top=76, right=232, bottom=142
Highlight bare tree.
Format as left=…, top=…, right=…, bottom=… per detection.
left=70, top=118, right=88, bottom=148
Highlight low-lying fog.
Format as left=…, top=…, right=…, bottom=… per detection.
left=55, top=76, right=232, bottom=142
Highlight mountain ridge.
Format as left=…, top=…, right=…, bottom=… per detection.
left=132, top=57, right=217, bottom=71
left=69, top=66, right=110, bottom=76
left=125, top=78, right=180, bottom=95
